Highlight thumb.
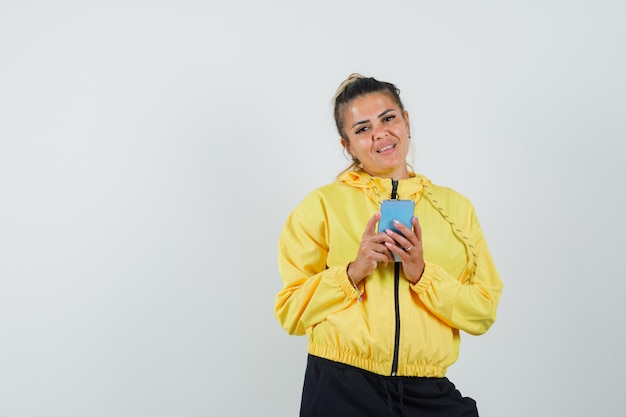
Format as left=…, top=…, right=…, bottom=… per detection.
left=363, top=211, right=381, bottom=237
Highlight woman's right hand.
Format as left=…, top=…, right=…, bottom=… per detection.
left=347, top=211, right=395, bottom=285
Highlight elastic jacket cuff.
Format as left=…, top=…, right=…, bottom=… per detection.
left=339, top=262, right=364, bottom=300
left=409, top=261, right=436, bottom=294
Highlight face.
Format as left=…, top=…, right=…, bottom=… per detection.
left=341, top=92, right=411, bottom=179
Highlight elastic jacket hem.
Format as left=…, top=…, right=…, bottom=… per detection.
left=308, top=342, right=448, bottom=378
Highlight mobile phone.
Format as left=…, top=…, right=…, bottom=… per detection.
left=378, top=199, right=415, bottom=262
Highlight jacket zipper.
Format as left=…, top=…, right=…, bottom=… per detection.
left=390, top=179, right=401, bottom=376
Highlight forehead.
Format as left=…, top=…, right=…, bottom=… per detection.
left=343, top=92, right=399, bottom=122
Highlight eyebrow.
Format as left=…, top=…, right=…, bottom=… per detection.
left=350, top=109, right=395, bottom=129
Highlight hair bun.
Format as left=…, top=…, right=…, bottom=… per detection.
left=333, top=73, right=366, bottom=104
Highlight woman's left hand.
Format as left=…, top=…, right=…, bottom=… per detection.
left=384, top=216, right=425, bottom=284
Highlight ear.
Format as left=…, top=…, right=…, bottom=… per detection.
left=340, top=137, right=351, bottom=154
left=402, top=111, right=412, bottom=138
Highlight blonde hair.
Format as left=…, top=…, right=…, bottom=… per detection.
left=332, top=73, right=366, bottom=106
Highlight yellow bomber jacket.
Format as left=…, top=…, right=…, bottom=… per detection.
left=274, top=171, right=503, bottom=377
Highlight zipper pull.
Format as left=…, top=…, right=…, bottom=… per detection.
left=391, top=179, right=398, bottom=200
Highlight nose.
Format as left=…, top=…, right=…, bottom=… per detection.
left=372, top=123, right=386, bottom=140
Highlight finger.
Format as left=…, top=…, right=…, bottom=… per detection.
left=385, top=228, right=411, bottom=251
left=385, top=241, right=408, bottom=261
left=388, top=221, right=415, bottom=247
left=363, top=211, right=381, bottom=238
left=412, top=216, right=422, bottom=241
left=359, top=247, right=390, bottom=268
left=383, top=243, right=394, bottom=263
left=376, top=232, right=397, bottom=246
left=368, top=241, right=393, bottom=264
left=392, top=219, right=415, bottom=240
left=377, top=248, right=394, bottom=265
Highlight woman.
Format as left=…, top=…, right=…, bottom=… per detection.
left=274, top=74, right=503, bottom=417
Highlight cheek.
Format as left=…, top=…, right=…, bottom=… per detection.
left=351, top=139, right=369, bottom=154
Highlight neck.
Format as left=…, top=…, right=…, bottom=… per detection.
left=363, top=166, right=409, bottom=180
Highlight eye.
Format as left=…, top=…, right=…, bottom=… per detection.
left=355, top=126, right=369, bottom=134
left=383, top=115, right=396, bottom=123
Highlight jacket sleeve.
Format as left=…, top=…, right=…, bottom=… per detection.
left=274, top=208, right=361, bottom=336
left=410, top=207, right=503, bottom=336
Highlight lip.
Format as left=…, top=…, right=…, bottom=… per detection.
left=376, top=143, right=396, bottom=154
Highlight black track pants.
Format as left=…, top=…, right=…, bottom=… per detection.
left=300, top=355, right=479, bottom=417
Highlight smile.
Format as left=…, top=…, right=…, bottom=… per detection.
left=377, top=144, right=396, bottom=153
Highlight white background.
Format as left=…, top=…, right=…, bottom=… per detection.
left=1, top=1, right=625, bottom=416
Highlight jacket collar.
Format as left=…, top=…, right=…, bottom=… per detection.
left=338, top=170, right=430, bottom=203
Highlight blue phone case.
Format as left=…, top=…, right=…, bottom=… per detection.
left=378, top=200, right=415, bottom=262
